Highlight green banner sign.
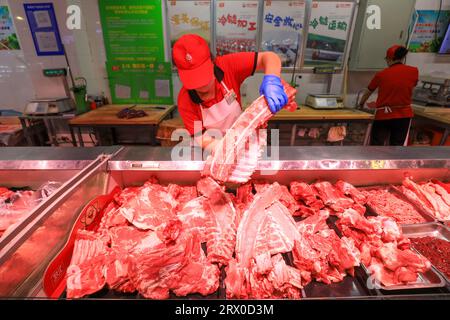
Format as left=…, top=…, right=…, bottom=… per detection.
left=106, top=61, right=173, bottom=104
left=99, top=0, right=173, bottom=104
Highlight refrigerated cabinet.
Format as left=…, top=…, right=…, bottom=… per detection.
left=0, top=146, right=449, bottom=299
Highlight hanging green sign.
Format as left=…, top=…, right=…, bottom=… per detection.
left=99, top=0, right=173, bottom=104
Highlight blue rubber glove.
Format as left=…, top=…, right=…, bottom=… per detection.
left=259, top=75, right=288, bottom=114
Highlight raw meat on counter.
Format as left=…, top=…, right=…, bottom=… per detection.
left=397, top=177, right=450, bottom=221
left=292, top=210, right=361, bottom=285
left=313, top=181, right=366, bottom=215
left=289, top=181, right=324, bottom=217
left=225, top=183, right=303, bottom=299
left=410, top=237, right=450, bottom=280
left=335, top=209, right=431, bottom=287
left=202, top=80, right=298, bottom=184
left=66, top=178, right=233, bottom=299
left=0, top=182, right=63, bottom=239
left=58, top=177, right=449, bottom=299
left=335, top=180, right=367, bottom=205
left=362, top=187, right=428, bottom=224
left=0, top=187, right=14, bottom=203
left=196, top=177, right=238, bottom=266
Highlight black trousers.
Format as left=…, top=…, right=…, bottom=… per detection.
left=370, top=118, right=412, bottom=146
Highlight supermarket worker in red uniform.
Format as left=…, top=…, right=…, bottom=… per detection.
left=172, top=34, right=288, bottom=151
left=358, top=45, right=419, bottom=146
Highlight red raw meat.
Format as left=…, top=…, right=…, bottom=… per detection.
left=202, top=80, right=297, bottom=184
left=335, top=208, right=430, bottom=287
left=335, top=180, right=367, bottom=205
left=363, top=188, right=427, bottom=224
left=225, top=253, right=303, bottom=299
left=225, top=183, right=303, bottom=299
left=313, top=181, right=361, bottom=214
left=0, top=187, right=14, bottom=202
left=254, top=181, right=301, bottom=215
left=167, top=184, right=198, bottom=211
left=176, top=197, right=211, bottom=243
left=66, top=230, right=109, bottom=298
left=108, top=226, right=161, bottom=253
left=368, top=243, right=430, bottom=286
left=130, top=232, right=219, bottom=299
left=289, top=181, right=325, bottom=211
left=431, top=179, right=450, bottom=194
left=411, top=236, right=450, bottom=279
left=197, top=177, right=237, bottom=266
left=235, top=183, right=298, bottom=267
left=235, top=182, right=254, bottom=204
left=118, top=183, right=177, bottom=230
left=232, top=182, right=254, bottom=223
left=338, top=209, right=381, bottom=236
left=293, top=204, right=318, bottom=217
left=292, top=210, right=360, bottom=285
left=0, top=190, right=41, bottom=237
left=97, top=202, right=127, bottom=235
left=400, top=177, right=450, bottom=221
left=432, top=182, right=450, bottom=207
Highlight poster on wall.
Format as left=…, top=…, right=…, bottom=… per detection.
left=99, top=0, right=173, bottom=104
left=106, top=61, right=173, bottom=104
left=408, top=10, right=450, bottom=53
left=0, top=6, right=20, bottom=50
left=215, top=0, right=259, bottom=55
left=168, top=0, right=211, bottom=47
left=261, top=0, right=305, bottom=67
left=23, top=3, right=63, bottom=55
left=304, top=1, right=354, bottom=68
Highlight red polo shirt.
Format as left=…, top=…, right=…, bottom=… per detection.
left=177, top=52, right=258, bottom=135
left=368, top=63, right=419, bottom=120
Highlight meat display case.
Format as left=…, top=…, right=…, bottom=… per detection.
left=0, top=146, right=122, bottom=297
left=0, top=146, right=449, bottom=299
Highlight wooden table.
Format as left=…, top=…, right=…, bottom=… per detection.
left=269, top=106, right=375, bottom=146
left=69, top=104, right=176, bottom=146
left=412, top=106, right=450, bottom=145
left=19, top=112, right=76, bottom=146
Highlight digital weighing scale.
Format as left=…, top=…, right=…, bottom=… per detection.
left=305, top=94, right=344, bottom=109
left=24, top=98, right=74, bottom=115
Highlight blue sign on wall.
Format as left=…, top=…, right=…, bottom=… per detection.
left=24, top=3, right=64, bottom=56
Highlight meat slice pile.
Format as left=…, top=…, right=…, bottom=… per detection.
left=313, top=181, right=366, bottom=215
left=289, top=181, right=325, bottom=217
left=362, top=187, right=427, bottom=224
left=335, top=208, right=431, bottom=287
left=196, top=177, right=238, bottom=266
left=253, top=181, right=300, bottom=215
left=202, top=80, right=298, bottom=184
left=117, top=181, right=178, bottom=231
left=0, top=187, right=14, bottom=203
left=289, top=180, right=365, bottom=217
left=66, top=178, right=229, bottom=299
left=0, top=189, right=41, bottom=239
left=396, top=177, right=450, bottom=221
left=225, top=183, right=303, bottom=299
left=64, top=177, right=448, bottom=298
left=292, top=210, right=361, bottom=285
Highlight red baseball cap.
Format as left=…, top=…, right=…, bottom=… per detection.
left=386, top=45, right=403, bottom=59
left=172, top=34, right=214, bottom=90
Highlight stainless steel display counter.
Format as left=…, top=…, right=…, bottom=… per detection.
left=0, top=146, right=448, bottom=299
left=0, top=147, right=122, bottom=297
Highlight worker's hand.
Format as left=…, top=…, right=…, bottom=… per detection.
left=259, top=75, right=288, bottom=114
